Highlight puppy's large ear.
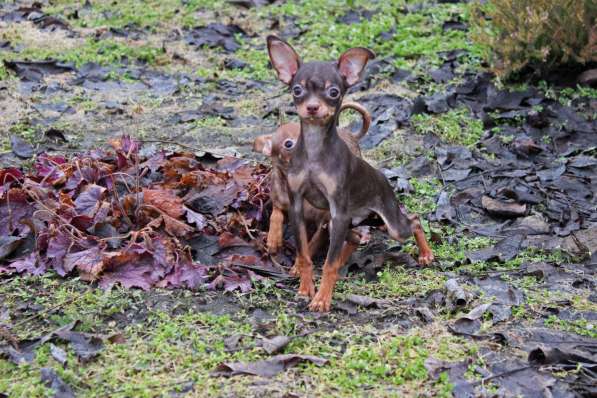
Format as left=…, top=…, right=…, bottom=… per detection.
left=267, top=35, right=300, bottom=85
left=253, top=134, right=273, bottom=156
left=338, top=47, right=375, bottom=87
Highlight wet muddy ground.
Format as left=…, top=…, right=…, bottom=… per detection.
left=0, top=0, right=596, bottom=397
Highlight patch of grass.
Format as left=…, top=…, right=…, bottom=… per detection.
left=46, top=0, right=225, bottom=30
left=14, top=38, right=165, bottom=67
left=337, top=265, right=446, bottom=299
left=411, top=108, right=484, bottom=147
left=365, top=129, right=420, bottom=167
left=399, top=177, right=443, bottom=215
left=0, top=63, right=9, bottom=80
left=379, top=266, right=447, bottom=298
left=231, top=0, right=483, bottom=82
left=192, top=116, right=228, bottom=129
left=9, top=120, right=36, bottom=141
left=0, top=275, right=465, bottom=397
left=431, top=230, right=493, bottom=268
left=544, top=315, right=596, bottom=339
left=291, top=329, right=453, bottom=396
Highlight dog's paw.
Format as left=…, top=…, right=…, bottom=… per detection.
left=308, top=291, right=332, bottom=312
left=266, top=234, right=283, bottom=254
left=289, top=264, right=299, bottom=277
left=297, top=279, right=315, bottom=298
left=418, top=251, right=434, bottom=266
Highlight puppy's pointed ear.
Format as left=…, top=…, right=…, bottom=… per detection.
left=267, top=35, right=300, bottom=85
left=253, top=134, right=273, bottom=156
left=337, top=47, right=375, bottom=87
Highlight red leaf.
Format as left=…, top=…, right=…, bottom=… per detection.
left=157, top=262, right=207, bottom=289
left=142, top=188, right=184, bottom=218
left=4, top=253, right=45, bottom=275
left=46, top=232, right=73, bottom=276
left=74, top=184, right=106, bottom=217
left=162, top=213, right=194, bottom=237
left=63, top=246, right=105, bottom=280
left=0, top=188, right=33, bottom=237
left=99, top=262, right=154, bottom=290
left=34, top=154, right=67, bottom=185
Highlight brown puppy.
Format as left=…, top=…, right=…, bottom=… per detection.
left=266, top=35, right=434, bottom=312
left=253, top=102, right=370, bottom=273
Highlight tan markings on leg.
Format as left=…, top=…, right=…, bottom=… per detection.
left=409, top=215, right=434, bottom=265
left=308, top=256, right=344, bottom=312
left=337, top=241, right=358, bottom=266
left=267, top=207, right=284, bottom=254
left=295, top=224, right=315, bottom=298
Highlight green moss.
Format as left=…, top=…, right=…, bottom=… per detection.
left=411, top=108, right=484, bottom=147
left=46, top=0, right=225, bottom=30
left=400, top=177, right=443, bottom=215
left=544, top=315, right=597, bottom=339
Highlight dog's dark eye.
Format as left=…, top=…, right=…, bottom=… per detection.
left=327, top=86, right=340, bottom=99
left=283, top=139, right=295, bottom=149
left=292, top=85, right=304, bottom=97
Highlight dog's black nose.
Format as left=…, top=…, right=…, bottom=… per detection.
left=307, top=104, right=319, bottom=114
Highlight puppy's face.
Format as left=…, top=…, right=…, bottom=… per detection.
left=266, top=36, right=374, bottom=125
left=291, top=62, right=344, bottom=124
left=252, top=123, right=300, bottom=166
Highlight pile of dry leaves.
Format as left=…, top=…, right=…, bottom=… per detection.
left=0, top=136, right=290, bottom=291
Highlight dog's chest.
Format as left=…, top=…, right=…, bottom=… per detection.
left=287, top=166, right=336, bottom=208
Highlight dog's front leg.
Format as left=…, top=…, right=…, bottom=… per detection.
left=267, top=206, right=284, bottom=254
left=309, top=215, right=351, bottom=312
left=289, top=196, right=315, bottom=298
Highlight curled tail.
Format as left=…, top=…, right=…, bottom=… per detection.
left=338, top=101, right=371, bottom=140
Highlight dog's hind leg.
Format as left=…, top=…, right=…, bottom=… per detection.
left=376, top=199, right=434, bottom=265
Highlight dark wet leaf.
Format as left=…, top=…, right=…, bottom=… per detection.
left=445, top=279, right=469, bottom=309
left=481, top=196, right=527, bottom=218
left=10, top=135, right=34, bottom=159
left=224, top=334, right=243, bottom=351
left=336, top=9, right=374, bottom=24
left=0, top=322, right=76, bottom=365
left=54, top=328, right=104, bottom=363
left=227, top=0, right=275, bottom=8
left=466, top=234, right=523, bottom=263
left=212, top=354, right=328, bottom=378
left=415, top=306, right=435, bottom=323
left=3, top=60, right=75, bottom=82
left=345, top=294, right=387, bottom=308
left=0, top=236, right=23, bottom=260
left=450, top=303, right=492, bottom=335
left=49, top=344, right=68, bottom=367
left=529, top=346, right=596, bottom=370
left=261, top=336, right=291, bottom=354
left=185, top=23, right=247, bottom=53
left=475, top=276, right=524, bottom=306
left=442, top=18, right=467, bottom=31
left=40, top=368, right=76, bottom=398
